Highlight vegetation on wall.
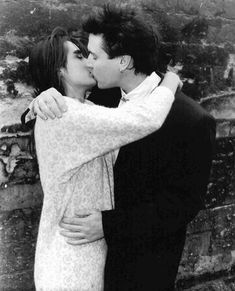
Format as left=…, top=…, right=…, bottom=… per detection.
left=0, top=0, right=234, bottom=100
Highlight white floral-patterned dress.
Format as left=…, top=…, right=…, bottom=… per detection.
left=34, top=80, right=174, bottom=290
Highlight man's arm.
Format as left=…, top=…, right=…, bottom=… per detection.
left=28, top=93, right=67, bottom=120
left=60, top=113, right=216, bottom=244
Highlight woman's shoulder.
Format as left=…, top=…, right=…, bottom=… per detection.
left=35, top=96, right=94, bottom=134
left=64, top=96, right=93, bottom=108
left=64, top=96, right=80, bottom=105
left=62, top=97, right=85, bottom=115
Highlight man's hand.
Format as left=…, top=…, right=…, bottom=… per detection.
left=59, top=209, right=104, bottom=245
left=32, top=87, right=68, bottom=120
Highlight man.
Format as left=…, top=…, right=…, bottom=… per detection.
left=29, top=4, right=216, bottom=291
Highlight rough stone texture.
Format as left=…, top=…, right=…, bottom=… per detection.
left=0, top=205, right=41, bottom=290
left=0, top=0, right=235, bottom=100
left=0, top=0, right=235, bottom=290
left=0, top=270, right=35, bottom=291
left=0, top=132, right=39, bottom=188
left=0, top=183, right=43, bottom=212
left=176, top=136, right=235, bottom=290
left=1, top=133, right=234, bottom=291
left=205, top=137, right=235, bottom=207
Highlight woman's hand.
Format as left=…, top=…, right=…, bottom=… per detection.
left=32, top=87, right=68, bottom=120
left=160, top=71, right=183, bottom=96
left=166, top=65, right=183, bottom=90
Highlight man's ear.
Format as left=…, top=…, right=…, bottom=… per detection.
left=119, top=55, right=133, bottom=72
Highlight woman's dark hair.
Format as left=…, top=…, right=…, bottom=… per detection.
left=25, top=27, right=90, bottom=159
left=29, top=27, right=88, bottom=96
left=82, top=4, right=160, bottom=75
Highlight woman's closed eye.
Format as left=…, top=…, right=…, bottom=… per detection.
left=76, top=54, right=83, bottom=59
left=74, top=50, right=84, bottom=59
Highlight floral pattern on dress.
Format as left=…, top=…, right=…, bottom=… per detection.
left=34, top=84, right=174, bottom=290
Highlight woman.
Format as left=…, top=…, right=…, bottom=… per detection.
left=30, top=27, right=180, bottom=290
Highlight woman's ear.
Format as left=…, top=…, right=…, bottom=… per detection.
left=58, top=68, right=64, bottom=78
left=57, top=68, right=66, bottom=88
left=119, top=55, right=133, bottom=72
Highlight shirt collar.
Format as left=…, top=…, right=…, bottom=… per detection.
left=121, top=72, right=161, bottom=101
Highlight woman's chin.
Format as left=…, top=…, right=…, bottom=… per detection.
left=90, top=79, right=97, bottom=87
left=86, top=81, right=96, bottom=91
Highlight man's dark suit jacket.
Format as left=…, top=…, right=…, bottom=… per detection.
left=99, top=90, right=216, bottom=291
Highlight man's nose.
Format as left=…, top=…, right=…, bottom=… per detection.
left=86, top=54, right=93, bottom=69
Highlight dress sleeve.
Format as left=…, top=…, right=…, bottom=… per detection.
left=35, top=86, right=174, bottom=179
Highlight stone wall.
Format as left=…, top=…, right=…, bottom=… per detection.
left=0, top=0, right=235, bottom=290
left=0, top=0, right=235, bottom=100
left=0, top=123, right=234, bottom=291
left=177, top=131, right=235, bottom=290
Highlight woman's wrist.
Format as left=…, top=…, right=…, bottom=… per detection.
left=161, top=72, right=181, bottom=94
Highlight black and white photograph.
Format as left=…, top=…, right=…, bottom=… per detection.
left=0, top=0, right=234, bottom=290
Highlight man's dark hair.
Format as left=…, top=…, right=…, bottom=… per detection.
left=29, top=27, right=88, bottom=96
left=82, top=4, right=160, bottom=75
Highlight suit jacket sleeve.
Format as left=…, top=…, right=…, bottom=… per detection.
left=102, top=113, right=216, bottom=245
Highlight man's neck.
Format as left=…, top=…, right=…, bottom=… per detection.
left=120, top=72, right=148, bottom=94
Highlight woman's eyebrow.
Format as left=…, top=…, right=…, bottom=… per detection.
left=73, top=49, right=82, bottom=55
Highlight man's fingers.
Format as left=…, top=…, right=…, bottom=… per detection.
left=45, top=97, right=63, bottom=118
left=46, top=87, right=67, bottom=115
left=75, top=209, right=92, bottom=217
left=62, top=214, right=90, bottom=225
left=60, top=230, right=85, bottom=239
left=54, top=95, right=68, bottom=114
left=66, top=239, right=90, bottom=245
left=34, top=100, right=48, bottom=120
left=38, top=99, right=56, bottom=119
left=60, top=221, right=84, bottom=230
left=33, top=87, right=67, bottom=119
